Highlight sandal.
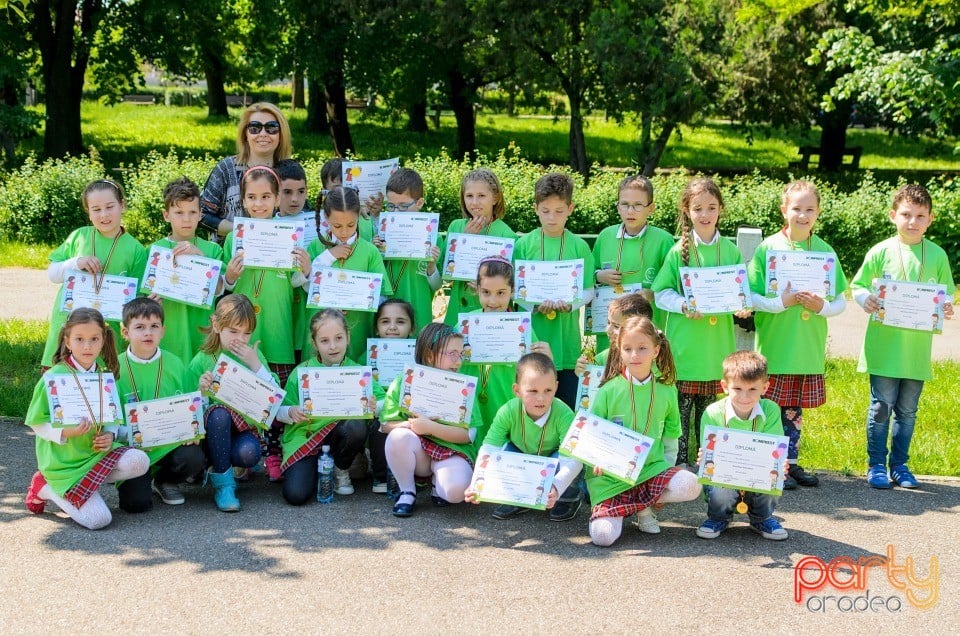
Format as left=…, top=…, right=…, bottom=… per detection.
left=25, top=471, right=47, bottom=514
left=392, top=491, right=417, bottom=517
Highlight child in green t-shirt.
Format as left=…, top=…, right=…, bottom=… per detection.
left=576, top=292, right=653, bottom=375
left=695, top=351, right=788, bottom=541
left=851, top=184, right=955, bottom=490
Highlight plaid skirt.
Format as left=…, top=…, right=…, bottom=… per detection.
left=269, top=362, right=295, bottom=388
left=420, top=437, right=469, bottom=464
left=676, top=380, right=723, bottom=396
left=764, top=374, right=826, bottom=408
left=591, top=466, right=683, bottom=520
left=280, top=422, right=337, bottom=473
left=205, top=404, right=258, bottom=434
left=63, top=447, right=129, bottom=508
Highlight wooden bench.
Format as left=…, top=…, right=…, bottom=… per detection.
left=226, top=95, right=252, bottom=108
left=122, top=94, right=155, bottom=105
left=789, top=145, right=863, bottom=170
left=346, top=99, right=368, bottom=110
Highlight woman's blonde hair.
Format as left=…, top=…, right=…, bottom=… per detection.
left=236, top=103, right=292, bottom=165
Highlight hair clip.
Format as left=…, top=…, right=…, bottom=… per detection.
left=242, top=165, right=281, bottom=184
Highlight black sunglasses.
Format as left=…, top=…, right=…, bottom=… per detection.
left=246, top=120, right=281, bottom=135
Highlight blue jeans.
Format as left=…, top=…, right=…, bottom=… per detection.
left=706, top=486, right=776, bottom=524
left=504, top=442, right=582, bottom=503
left=866, top=374, right=924, bottom=467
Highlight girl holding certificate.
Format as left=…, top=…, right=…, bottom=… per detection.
left=440, top=169, right=518, bottom=325
left=652, top=178, right=749, bottom=466
left=587, top=317, right=702, bottom=547
left=276, top=310, right=381, bottom=505
left=188, top=295, right=278, bottom=512
left=746, top=181, right=848, bottom=490
left=42, top=179, right=148, bottom=369
left=24, top=308, right=150, bottom=529
left=382, top=323, right=486, bottom=517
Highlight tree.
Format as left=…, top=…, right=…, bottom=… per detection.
left=1, top=0, right=42, bottom=164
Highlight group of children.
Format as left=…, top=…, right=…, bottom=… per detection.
left=22, top=159, right=955, bottom=547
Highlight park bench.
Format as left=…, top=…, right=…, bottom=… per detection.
left=122, top=94, right=155, bottom=105
left=226, top=95, right=252, bottom=108
left=346, top=99, right=368, bottom=110
left=789, top=145, right=862, bottom=170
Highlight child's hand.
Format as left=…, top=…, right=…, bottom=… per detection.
left=379, top=420, right=403, bottom=434
left=293, top=247, right=312, bottom=275
left=863, top=294, right=880, bottom=313
left=682, top=303, right=703, bottom=320
left=779, top=281, right=797, bottom=307
left=944, top=302, right=954, bottom=320
left=425, top=247, right=440, bottom=274
left=364, top=192, right=384, bottom=217
left=574, top=354, right=589, bottom=377
left=536, top=301, right=556, bottom=315
left=225, top=254, right=244, bottom=284
left=783, top=460, right=790, bottom=481
left=147, top=293, right=163, bottom=304
left=464, top=487, right=480, bottom=504
left=76, top=256, right=103, bottom=275
left=172, top=241, right=202, bottom=259
left=63, top=419, right=93, bottom=439
left=287, top=407, right=310, bottom=423
left=555, top=301, right=572, bottom=313
left=592, top=465, right=604, bottom=477
left=795, top=291, right=824, bottom=313
left=329, top=243, right=353, bottom=262
left=696, top=448, right=703, bottom=465
left=406, top=416, right=433, bottom=435
left=372, top=236, right=386, bottom=251
left=596, top=269, right=622, bottom=286
left=199, top=371, right=214, bottom=393
left=231, top=339, right=263, bottom=371
left=545, top=485, right=559, bottom=509
left=530, top=341, right=552, bottom=360
left=464, top=215, right=490, bottom=235
left=92, top=431, right=115, bottom=452
left=734, top=308, right=754, bottom=319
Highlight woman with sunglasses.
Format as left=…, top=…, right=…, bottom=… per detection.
left=199, top=103, right=293, bottom=241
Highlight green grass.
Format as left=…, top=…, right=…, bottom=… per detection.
left=0, top=319, right=46, bottom=419
left=0, top=240, right=53, bottom=268
left=15, top=102, right=960, bottom=173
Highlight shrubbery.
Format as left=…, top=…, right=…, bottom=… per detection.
left=1, top=147, right=956, bottom=280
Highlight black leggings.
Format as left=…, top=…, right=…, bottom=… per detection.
left=118, top=444, right=206, bottom=513
left=281, top=420, right=368, bottom=505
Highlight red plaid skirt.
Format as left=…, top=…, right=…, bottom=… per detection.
left=63, top=447, right=128, bottom=508
left=764, top=374, right=825, bottom=408
left=205, top=404, right=258, bottom=434
left=280, top=422, right=337, bottom=473
left=591, top=466, right=683, bottom=520
left=269, top=362, right=295, bottom=388
left=676, top=380, right=723, bottom=396
left=420, top=437, right=468, bottom=464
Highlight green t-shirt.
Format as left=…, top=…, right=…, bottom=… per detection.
left=43, top=227, right=148, bottom=367
left=513, top=229, right=595, bottom=370
left=586, top=375, right=681, bottom=503
left=24, top=360, right=125, bottom=495
left=652, top=237, right=742, bottom=381
left=116, top=349, right=191, bottom=465
left=381, top=373, right=487, bottom=463
left=383, top=244, right=438, bottom=335
left=850, top=237, right=956, bottom=381
left=304, top=237, right=394, bottom=361
left=280, top=356, right=386, bottom=464
left=150, top=237, right=225, bottom=365
left=224, top=231, right=297, bottom=365
left=747, top=232, right=848, bottom=375
left=439, top=218, right=518, bottom=326
left=482, top=397, right=574, bottom=456
left=699, top=396, right=784, bottom=444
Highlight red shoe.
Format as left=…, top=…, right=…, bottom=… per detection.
left=265, top=454, right=283, bottom=482
left=25, top=471, right=47, bottom=514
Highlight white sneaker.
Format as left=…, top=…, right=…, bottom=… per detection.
left=633, top=507, right=661, bottom=534
left=334, top=467, right=355, bottom=495
left=152, top=481, right=186, bottom=505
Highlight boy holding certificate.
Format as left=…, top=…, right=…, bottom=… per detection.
left=851, top=184, right=955, bottom=490
left=513, top=173, right=595, bottom=409
left=696, top=351, right=788, bottom=541
left=465, top=353, right=583, bottom=521
left=275, top=159, right=315, bottom=364
left=147, top=177, right=226, bottom=365
left=114, top=298, right=206, bottom=511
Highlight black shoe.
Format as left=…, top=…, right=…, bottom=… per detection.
left=492, top=504, right=528, bottom=520
left=392, top=492, right=417, bottom=517
left=431, top=494, right=452, bottom=507
left=782, top=474, right=798, bottom=490
left=789, top=464, right=819, bottom=487
left=549, top=498, right=582, bottom=522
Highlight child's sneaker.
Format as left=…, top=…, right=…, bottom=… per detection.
left=787, top=464, right=819, bottom=487
left=750, top=517, right=788, bottom=540
left=632, top=507, right=661, bottom=534
left=371, top=478, right=388, bottom=494
left=867, top=464, right=891, bottom=489
left=334, top=467, right=354, bottom=495
left=152, top=481, right=186, bottom=505
left=696, top=518, right=728, bottom=539
left=24, top=471, right=47, bottom=514
left=492, top=504, right=528, bottom=520
left=348, top=451, right=369, bottom=481
left=264, top=454, right=283, bottom=483
left=890, top=464, right=918, bottom=489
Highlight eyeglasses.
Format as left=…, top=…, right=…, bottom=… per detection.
left=246, top=120, right=281, bottom=136
left=617, top=201, right=653, bottom=211
left=441, top=349, right=463, bottom=361
left=384, top=200, right=418, bottom=212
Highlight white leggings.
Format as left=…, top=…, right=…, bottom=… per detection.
left=385, top=428, right=472, bottom=503
left=39, top=449, right=150, bottom=530
left=590, top=469, right=702, bottom=547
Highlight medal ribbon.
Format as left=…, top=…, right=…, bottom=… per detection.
left=689, top=231, right=721, bottom=268
left=539, top=229, right=566, bottom=260
left=615, top=225, right=644, bottom=276
left=93, top=227, right=125, bottom=294
left=625, top=371, right=657, bottom=436
left=518, top=400, right=549, bottom=455
left=67, top=362, right=105, bottom=434
left=897, top=240, right=926, bottom=282
left=123, top=355, right=163, bottom=402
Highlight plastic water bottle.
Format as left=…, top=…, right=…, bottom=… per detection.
left=317, top=445, right=334, bottom=503
left=386, top=467, right=400, bottom=500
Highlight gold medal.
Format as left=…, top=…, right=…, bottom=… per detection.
left=254, top=305, right=261, bottom=314
left=546, top=311, right=557, bottom=320
left=801, top=310, right=811, bottom=321
left=709, top=316, right=718, bottom=326
left=736, top=501, right=749, bottom=514
left=478, top=392, right=487, bottom=403
left=613, top=284, right=624, bottom=294
left=169, top=273, right=180, bottom=285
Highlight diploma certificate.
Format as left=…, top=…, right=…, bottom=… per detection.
left=305, top=266, right=384, bottom=311
left=297, top=366, right=375, bottom=419
left=378, top=212, right=440, bottom=260
left=233, top=218, right=305, bottom=270
left=697, top=425, right=789, bottom=495
left=286, top=210, right=322, bottom=248
left=441, top=233, right=515, bottom=281
left=458, top=312, right=532, bottom=364
left=586, top=284, right=645, bottom=334
left=125, top=392, right=205, bottom=449
left=764, top=250, right=837, bottom=299
left=341, top=158, right=399, bottom=203
left=573, top=365, right=604, bottom=411
left=60, top=269, right=139, bottom=322
left=678, top=265, right=752, bottom=314
left=471, top=445, right=557, bottom=510
left=872, top=279, right=948, bottom=334
left=559, top=410, right=654, bottom=484
left=206, top=354, right=285, bottom=429
left=366, top=338, right=416, bottom=387
left=514, top=259, right=585, bottom=305
left=44, top=372, right=123, bottom=428
left=141, top=246, right=222, bottom=309
left=399, top=364, right=477, bottom=427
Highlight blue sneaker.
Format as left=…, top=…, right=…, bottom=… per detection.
left=750, top=517, right=789, bottom=540
left=696, top=518, right=728, bottom=539
left=867, top=464, right=891, bottom=489
left=890, top=464, right=919, bottom=489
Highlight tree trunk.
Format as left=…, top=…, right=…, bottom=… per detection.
left=817, top=102, right=852, bottom=172
left=447, top=69, right=476, bottom=160
left=324, top=66, right=354, bottom=157
left=292, top=66, right=305, bottom=109
left=407, top=101, right=428, bottom=133
left=640, top=121, right=676, bottom=177
left=203, top=50, right=229, bottom=118
left=305, top=77, right=328, bottom=134
left=505, top=85, right=516, bottom=118
left=567, top=92, right=588, bottom=180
